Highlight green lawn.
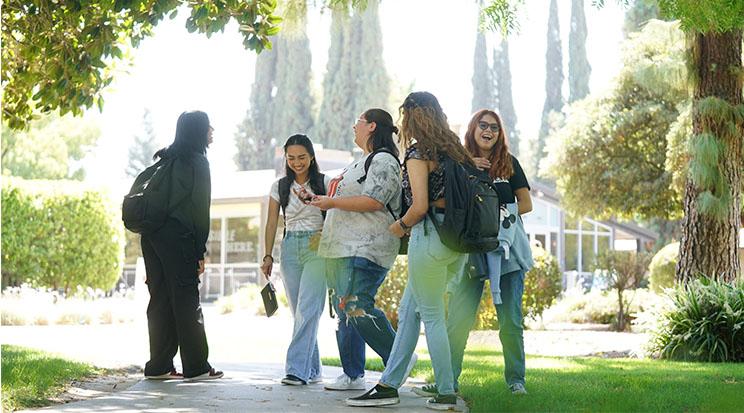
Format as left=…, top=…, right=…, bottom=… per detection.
left=323, top=347, right=744, bottom=412
left=1, top=345, right=102, bottom=412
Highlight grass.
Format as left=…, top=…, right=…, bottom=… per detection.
left=323, top=347, right=744, bottom=412
left=1, top=345, right=103, bottom=412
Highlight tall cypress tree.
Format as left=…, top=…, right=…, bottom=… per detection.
left=535, top=0, right=564, bottom=176
left=494, top=40, right=519, bottom=156
left=234, top=39, right=278, bottom=170
left=315, top=7, right=353, bottom=150
left=353, top=0, right=390, bottom=117
left=471, top=31, right=494, bottom=113
left=126, top=108, right=158, bottom=177
left=271, top=14, right=315, bottom=143
left=569, top=0, right=591, bottom=102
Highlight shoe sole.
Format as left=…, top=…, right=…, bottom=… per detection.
left=346, top=397, right=400, bottom=407
left=324, top=385, right=367, bottom=391
left=281, top=379, right=306, bottom=386
left=145, top=376, right=183, bottom=380
left=425, top=403, right=459, bottom=411
left=185, top=373, right=224, bottom=382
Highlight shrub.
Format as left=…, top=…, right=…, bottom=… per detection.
left=523, top=245, right=562, bottom=322
left=648, top=278, right=744, bottom=362
left=545, top=288, right=662, bottom=329
left=595, top=251, right=652, bottom=331
left=377, top=256, right=408, bottom=329
left=1, top=179, right=123, bottom=293
left=216, top=284, right=262, bottom=315
left=648, top=242, right=679, bottom=293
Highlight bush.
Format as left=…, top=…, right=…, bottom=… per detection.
left=595, top=251, right=652, bottom=331
left=545, top=288, right=662, bottom=329
left=377, top=256, right=408, bottom=329
left=523, top=245, right=562, bottom=322
left=216, top=284, right=262, bottom=315
left=0, top=285, right=137, bottom=325
left=1, top=179, right=123, bottom=293
left=648, top=242, right=679, bottom=293
left=648, top=278, right=744, bottom=362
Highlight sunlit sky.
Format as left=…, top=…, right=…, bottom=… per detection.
left=83, top=0, right=625, bottom=188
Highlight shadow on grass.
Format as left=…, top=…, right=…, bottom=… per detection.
left=325, top=346, right=744, bottom=413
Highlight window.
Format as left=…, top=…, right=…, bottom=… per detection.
left=226, top=217, right=259, bottom=264
left=565, top=233, right=578, bottom=271
left=206, top=218, right=222, bottom=264
left=582, top=234, right=596, bottom=272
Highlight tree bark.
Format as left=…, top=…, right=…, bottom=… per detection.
left=676, top=30, right=743, bottom=283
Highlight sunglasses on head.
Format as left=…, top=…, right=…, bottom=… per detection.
left=478, top=121, right=500, bottom=133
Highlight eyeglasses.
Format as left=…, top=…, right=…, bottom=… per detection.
left=353, top=118, right=369, bottom=128
left=478, top=122, right=500, bottom=133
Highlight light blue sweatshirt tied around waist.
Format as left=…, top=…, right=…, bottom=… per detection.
left=466, top=202, right=534, bottom=304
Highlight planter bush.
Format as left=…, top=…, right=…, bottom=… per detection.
left=649, top=277, right=744, bottom=362
left=2, top=179, right=123, bottom=293
left=648, top=242, right=679, bottom=293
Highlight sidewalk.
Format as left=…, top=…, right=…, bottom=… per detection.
left=16, top=363, right=468, bottom=412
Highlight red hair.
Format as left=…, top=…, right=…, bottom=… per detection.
left=463, top=109, right=513, bottom=179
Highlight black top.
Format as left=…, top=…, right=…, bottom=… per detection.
left=168, top=153, right=211, bottom=260
left=402, top=145, right=445, bottom=207
left=491, top=155, right=530, bottom=205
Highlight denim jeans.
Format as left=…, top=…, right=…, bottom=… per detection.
left=447, top=264, right=526, bottom=388
left=380, top=214, right=467, bottom=396
left=326, top=256, right=396, bottom=380
left=280, top=231, right=327, bottom=382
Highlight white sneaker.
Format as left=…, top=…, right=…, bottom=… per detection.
left=403, top=353, right=419, bottom=382
left=308, top=376, right=323, bottom=384
left=324, top=373, right=366, bottom=391
left=510, top=383, right=528, bottom=395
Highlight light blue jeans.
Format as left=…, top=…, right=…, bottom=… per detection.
left=380, top=214, right=467, bottom=396
left=280, top=230, right=327, bottom=382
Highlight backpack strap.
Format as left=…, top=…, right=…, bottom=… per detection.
left=278, top=176, right=292, bottom=237
left=358, top=149, right=401, bottom=220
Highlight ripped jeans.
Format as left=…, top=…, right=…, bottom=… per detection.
left=326, top=256, right=396, bottom=380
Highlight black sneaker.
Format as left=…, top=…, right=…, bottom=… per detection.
left=425, top=394, right=459, bottom=411
left=412, top=383, right=438, bottom=397
left=281, top=374, right=307, bottom=385
left=346, top=384, right=400, bottom=407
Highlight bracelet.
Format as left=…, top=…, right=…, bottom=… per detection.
left=398, top=219, right=411, bottom=231
left=263, top=255, right=274, bottom=262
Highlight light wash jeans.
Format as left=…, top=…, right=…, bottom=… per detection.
left=280, top=230, right=327, bottom=382
left=380, top=214, right=467, bottom=396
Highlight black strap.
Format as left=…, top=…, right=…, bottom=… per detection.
left=358, top=149, right=401, bottom=220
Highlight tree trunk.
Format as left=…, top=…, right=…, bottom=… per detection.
left=676, top=30, right=743, bottom=283
left=616, top=288, right=626, bottom=332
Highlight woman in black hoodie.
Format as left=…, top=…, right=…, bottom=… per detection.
left=141, top=110, right=222, bottom=381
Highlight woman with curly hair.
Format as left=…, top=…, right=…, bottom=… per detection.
left=347, top=92, right=472, bottom=411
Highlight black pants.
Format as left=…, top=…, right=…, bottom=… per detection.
left=141, top=219, right=211, bottom=378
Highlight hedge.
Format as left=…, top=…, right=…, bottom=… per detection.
left=1, top=179, right=123, bottom=293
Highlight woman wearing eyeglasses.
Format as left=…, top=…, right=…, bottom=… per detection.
left=439, top=109, right=534, bottom=397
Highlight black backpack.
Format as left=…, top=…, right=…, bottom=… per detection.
left=427, top=155, right=500, bottom=253
left=122, top=158, right=185, bottom=234
left=278, top=173, right=326, bottom=236
left=358, top=148, right=408, bottom=255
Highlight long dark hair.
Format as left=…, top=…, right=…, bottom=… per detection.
left=363, top=108, right=400, bottom=158
left=154, top=110, right=210, bottom=160
left=283, top=134, right=324, bottom=195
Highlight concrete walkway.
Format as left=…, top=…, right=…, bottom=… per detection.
left=18, top=363, right=468, bottom=412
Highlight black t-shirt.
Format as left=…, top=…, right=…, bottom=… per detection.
left=492, top=155, right=530, bottom=205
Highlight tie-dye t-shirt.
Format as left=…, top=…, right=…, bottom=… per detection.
left=318, top=151, right=402, bottom=269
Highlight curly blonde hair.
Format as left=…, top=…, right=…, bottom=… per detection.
left=398, top=92, right=473, bottom=165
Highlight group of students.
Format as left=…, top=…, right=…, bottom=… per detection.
left=261, top=91, right=535, bottom=410
left=138, top=91, right=533, bottom=411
